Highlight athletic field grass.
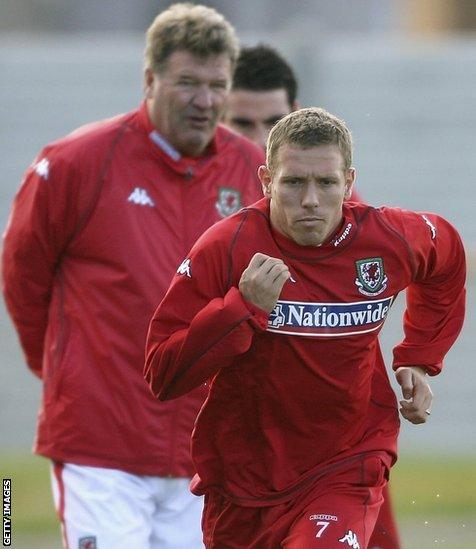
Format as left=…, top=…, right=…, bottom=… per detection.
left=1, top=452, right=475, bottom=548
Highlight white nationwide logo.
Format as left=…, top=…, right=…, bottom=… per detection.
left=339, top=530, right=360, bottom=549
left=127, top=187, right=155, bottom=207
left=177, top=258, right=192, bottom=278
left=34, top=158, right=49, bottom=180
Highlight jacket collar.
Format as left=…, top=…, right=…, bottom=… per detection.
left=252, top=198, right=358, bottom=260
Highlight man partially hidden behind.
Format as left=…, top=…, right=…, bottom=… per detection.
left=225, top=45, right=362, bottom=206
left=2, top=4, right=264, bottom=548
left=145, top=107, right=465, bottom=548
left=224, top=44, right=400, bottom=548
left=224, top=44, right=299, bottom=150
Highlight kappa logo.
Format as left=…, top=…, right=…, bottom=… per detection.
left=78, top=536, right=96, bottom=549
left=310, top=514, right=338, bottom=522
left=127, top=187, right=155, bottom=207
left=33, top=158, right=50, bottom=180
left=339, top=530, right=360, bottom=548
left=215, top=187, right=242, bottom=218
left=177, top=258, right=192, bottom=278
left=333, top=222, right=353, bottom=247
left=355, top=257, right=388, bottom=297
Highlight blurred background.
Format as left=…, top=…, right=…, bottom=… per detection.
left=1, top=1, right=475, bottom=547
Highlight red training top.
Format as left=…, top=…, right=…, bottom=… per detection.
left=146, top=198, right=465, bottom=505
left=2, top=102, right=264, bottom=476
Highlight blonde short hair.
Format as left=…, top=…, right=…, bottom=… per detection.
left=266, top=107, right=353, bottom=173
left=144, top=3, right=239, bottom=73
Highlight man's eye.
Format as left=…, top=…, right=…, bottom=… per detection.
left=266, top=117, right=284, bottom=128
left=211, top=82, right=227, bottom=90
left=178, top=79, right=196, bottom=86
left=232, top=119, right=254, bottom=129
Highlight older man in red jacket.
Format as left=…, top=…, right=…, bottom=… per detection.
left=2, top=4, right=263, bottom=548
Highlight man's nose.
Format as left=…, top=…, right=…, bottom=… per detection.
left=193, top=86, right=213, bottom=109
left=302, top=183, right=320, bottom=207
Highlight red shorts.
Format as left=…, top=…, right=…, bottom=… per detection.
left=202, top=454, right=387, bottom=548
left=369, top=484, right=401, bottom=548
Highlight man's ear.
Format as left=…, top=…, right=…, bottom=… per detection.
left=258, top=165, right=272, bottom=197
left=344, top=168, right=356, bottom=200
left=143, top=68, right=154, bottom=99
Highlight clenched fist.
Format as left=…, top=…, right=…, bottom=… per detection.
left=395, top=366, right=433, bottom=424
left=239, top=253, right=291, bottom=313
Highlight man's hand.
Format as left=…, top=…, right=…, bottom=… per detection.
left=395, top=366, right=433, bottom=424
left=239, top=253, right=290, bottom=313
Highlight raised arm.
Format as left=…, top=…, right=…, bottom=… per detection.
left=145, top=250, right=289, bottom=401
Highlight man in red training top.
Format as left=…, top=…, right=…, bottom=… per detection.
left=225, top=45, right=401, bottom=548
left=145, top=107, right=465, bottom=548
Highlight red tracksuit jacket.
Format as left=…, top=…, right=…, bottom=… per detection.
left=145, top=198, right=466, bottom=504
left=2, top=102, right=264, bottom=476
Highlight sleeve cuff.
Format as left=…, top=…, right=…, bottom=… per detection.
left=243, top=298, right=270, bottom=331
left=392, top=362, right=442, bottom=377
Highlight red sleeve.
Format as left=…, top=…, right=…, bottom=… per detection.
left=390, top=211, right=466, bottom=375
left=1, top=148, right=81, bottom=377
left=145, top=234, right=269, bottom=401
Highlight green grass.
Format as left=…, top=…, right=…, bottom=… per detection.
left=390, top=455, right=476, bottom=518
left=0, top=453, right=58, bottom=534
left=0, top=452, right=475, bottom=536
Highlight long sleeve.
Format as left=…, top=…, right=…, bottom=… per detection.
left=1, top=149, right=80, bottom=377
left=145, top=236, right=268, bottom=401
left=391, top=212, right=466, bottom=375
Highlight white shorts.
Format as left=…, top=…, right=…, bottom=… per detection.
left=50, top=462, right=204, bottom=549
